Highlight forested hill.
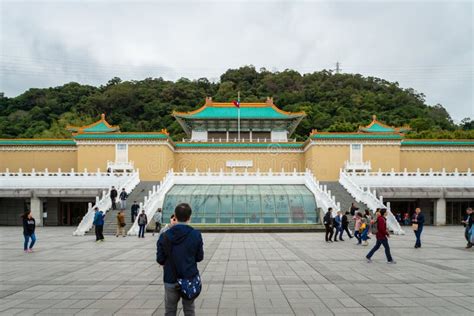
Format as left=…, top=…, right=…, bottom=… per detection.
left=0, top=66, right=472, bottom=140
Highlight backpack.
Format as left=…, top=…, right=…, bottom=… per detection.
left=163, top=233, right=202, bottom=300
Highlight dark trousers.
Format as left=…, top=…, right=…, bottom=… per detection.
left=341, top=225, right=353, bottom=239
left=354, top=231, right=361, bottom=244
left=95, top=225, right=104, bottom=241
left=333, top=225, right=340, bottom=240
left=138, top=224, right=146, bottom=238
left=111, top=197, right=116, bottom=210
left=324, top=224, right=334, bottom=241
left=414, top=227, right=423, bottom=247
left=366, top=239, right=393, bottom=262
left=131, top=212, right=137, bottom=223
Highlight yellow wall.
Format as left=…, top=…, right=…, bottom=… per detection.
left=364, top=145, right=400, bottom=172
left=305, top=145, right=349, bottom=181
left=400, top=149, right=474, bottom=171
left=174, top=151, right=304, bottom=173
left=129, top=145, right=174, bottom=180
left=0, top=150, right=77, bottom=172
left=77, top=145, right=115, bottom=172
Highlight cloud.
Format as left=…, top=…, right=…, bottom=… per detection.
left=0, top=1, right=472, bottom=121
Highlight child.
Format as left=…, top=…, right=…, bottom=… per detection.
left=360, top=218, right=369, bottom=246
left=354, top=212, right=362, bottom=245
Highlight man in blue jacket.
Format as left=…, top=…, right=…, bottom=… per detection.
left=156, top=203, right=204, bottom=316
left=412, top=207, right=425, bottom=248
left=92, top=207, right=106, bottom=242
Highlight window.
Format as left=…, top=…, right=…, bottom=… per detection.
left=350, top=144, right=363, bottom=163
left=115, top=144, right=128, bottom=163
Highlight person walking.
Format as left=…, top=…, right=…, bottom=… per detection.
left=364, top=209, right=373, bottom=237
left=131, top=201, right=139, bottom=223
left=333, top=211, right=342, bottom=242
left=461, top=208, right=473, bottom=248
left=354, top=212, right=362, bottom=245
left=366, top=209, right=396, bottom=264
left=110, top=186, right=118, bottom=210
left=412, top=208, right=425, bottom=248
left=93, top=207, right=106, bottom=242
left=323, top=208, right=334, bottom=243
left=360, top=218, right=370, bottom=246
left=22, top=210, right=36, bottom=253
left=156, top=203, right=204, bottom=316
left=350, top=202, right=359, bottom=216
left=119, top=188, right=128, bottom=210
left=137, top=210, right=148, bottom=238
left=116, top=210, right=126, bottom=237
left=341, top=211, right=353, bottom=239
left=153, top=209, right=163, bottom=236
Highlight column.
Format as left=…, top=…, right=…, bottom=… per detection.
left=435, top=198, right=446, bottom=226
left=249, top=130, right=253, bottom=142
left=226, top=130, right=229, bottom=142
left=30, top=196, right=43, bottom=226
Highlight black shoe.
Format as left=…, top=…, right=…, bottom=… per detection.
left=334, top=240, right=338, bottom=242
left=340, top=238, right=345, bottom=241
left=466, top=244, right=472, bottom=248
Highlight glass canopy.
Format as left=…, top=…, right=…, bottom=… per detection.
left=162, top=185, right=318, bottom=224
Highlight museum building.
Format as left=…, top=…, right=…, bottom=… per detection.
left=0, top=97, right=473, bottom=235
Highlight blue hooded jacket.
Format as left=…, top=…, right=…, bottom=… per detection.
left=156, top=224, right=204, bottom=284
left=93, top=211, right=105, bottom=226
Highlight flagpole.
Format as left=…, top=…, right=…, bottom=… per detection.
left=237, top=91, right=240, bottom=141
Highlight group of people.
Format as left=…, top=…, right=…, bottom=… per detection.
left=322, top=203, right=437, bottom=264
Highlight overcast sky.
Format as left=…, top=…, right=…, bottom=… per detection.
left=1, top=0, right=472, bottom=121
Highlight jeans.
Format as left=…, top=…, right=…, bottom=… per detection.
left=95, top=225, right=104, bottom=241
left=354, top=231, right=361, bottom=244
left=120, top=200, right=127, bottom=209
left=24, top=233, right=36, bottom=250
left=138, top=224, right=146, bottom=238
left=164, top=286, right=195, bottom=316
left=361, top=228, right=369, bottom=241
left=324, top=224, right=334, bottom=241
left=414, top=226, right=423, bottom=247
left=333, top=225, right=340, bottom=240
left=366, top=239, right=393, bottom=262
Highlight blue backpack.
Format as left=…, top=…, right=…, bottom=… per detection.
left=163, top=234, right=202, bottom=300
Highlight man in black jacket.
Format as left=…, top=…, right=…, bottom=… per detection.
left=157, top=203, right=204, bottom=316
left=131, top=201, right=139, bottom=223
left=341, top=211, right=353, bottom=240
left=110, top=186, right=118, bottom=210
left=323, top=208, right=334, bottom=242
left=350, top=203, right=359, bottom=216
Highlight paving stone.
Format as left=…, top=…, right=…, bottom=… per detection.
left=0, top=226, right=472, bottom=316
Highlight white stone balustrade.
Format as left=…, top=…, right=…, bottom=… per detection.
left=0, top=168, right=136, bottom=189
left=106, top=160, right=135, bottom=171
left=343, top=160, right=371, bottom=172
left=345, top=168, right=474, bottom=188
left=339, top=169, right=404, bottom=235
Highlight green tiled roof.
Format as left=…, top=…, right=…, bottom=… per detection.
left=0, top=139, right=76, bottom=146
left=175, top=142, right=304, bottom=148
left=360, top=123, right=395, bottom=133
left=82, top=122, right=116, bottom=133
left=175, top=106, right=301, bottom=119
left=402, top=140, right=474, bottom=146
left=74, top=133, right=168, bottom=140
left=311, top=133, right=403, bottom=140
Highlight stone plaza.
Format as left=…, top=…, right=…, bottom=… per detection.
left=0, top=226, right=472, bottom=316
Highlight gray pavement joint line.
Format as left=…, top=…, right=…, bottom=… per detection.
left=268, top=233, right=316, bottom=316
left=271, top=233, right=374, bottom=316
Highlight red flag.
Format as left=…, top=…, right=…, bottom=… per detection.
left=232, top=100, right=240, bottom=108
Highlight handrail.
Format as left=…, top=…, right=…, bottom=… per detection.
left=304, top=169, right=339, bottom=218
left=128, top=170, right=174, bottom=235
left=339, top=170, right=404, bottom=235
left=180, top=138, right=298, bottom=143
left=73, top=170, right=140, bottom=236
